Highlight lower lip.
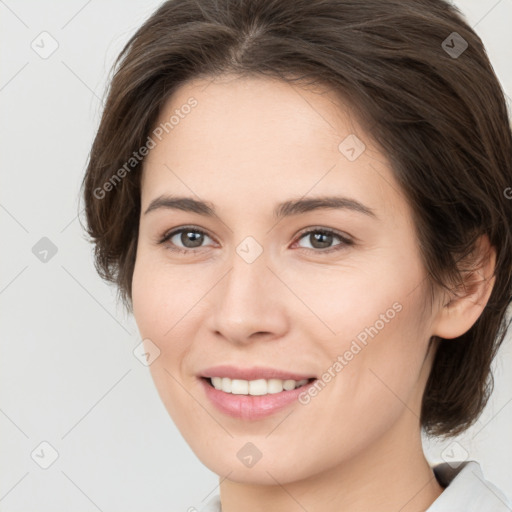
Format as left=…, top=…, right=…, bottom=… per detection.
left=199, top=377, right=316, bottom=420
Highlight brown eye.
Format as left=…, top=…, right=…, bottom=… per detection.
left=159, top=226, right=214, bottom=252
left=176, top=230, right=205, bottom=248
left=295, top=228, right=353, bottom=252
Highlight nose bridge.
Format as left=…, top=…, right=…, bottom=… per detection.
left=221, top=243, right=271, bottom=320
left=211, top=239, right=288, bottom=342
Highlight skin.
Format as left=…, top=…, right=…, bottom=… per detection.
left=131, top=74, right=496, bottom=512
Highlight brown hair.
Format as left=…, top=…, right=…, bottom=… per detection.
left=81, top=0, right=512, bottom=437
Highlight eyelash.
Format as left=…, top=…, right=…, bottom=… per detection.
left=157, top=225, right=353, bottom=255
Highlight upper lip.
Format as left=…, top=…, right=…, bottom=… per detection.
left=199, top=365, right=317, bottom=381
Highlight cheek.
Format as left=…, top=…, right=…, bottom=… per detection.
left=281, top=253, right=431, bottom=417
left=131, top=248, right=215, bottom=392
left=273, top=253, right=412, bottom=340
left=131, top=256, right=198, bottom=424
left=131, top=251, right=188, bottom=393
left=318, top=286, right=432, bottom=442
left=131, top=247, right=198, bottom=340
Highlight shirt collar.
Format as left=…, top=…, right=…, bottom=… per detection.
left=428, top=460, right=511, bottom=511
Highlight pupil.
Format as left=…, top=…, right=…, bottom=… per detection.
left=312, top=232, right=332, bottom=249
left=182, top=231, right=203, bottom=248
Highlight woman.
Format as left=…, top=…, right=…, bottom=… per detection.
left=82, top=0, right=512, bottom=510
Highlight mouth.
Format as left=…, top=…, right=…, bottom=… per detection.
left=199, top=374, right=318, bottom=420
left=200, top=376, right=317, bottom=396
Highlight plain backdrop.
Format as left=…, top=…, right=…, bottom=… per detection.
left=1, top=1, right=511, bottom=511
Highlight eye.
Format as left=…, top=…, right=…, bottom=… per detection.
left=293, top=227, right=353, bottom=253
left=158, top=226, right=215, bottom=254
left=158, top=225, right=353, bottom=255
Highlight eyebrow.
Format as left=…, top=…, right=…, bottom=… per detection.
left=143, top=194, right=377, bottom=219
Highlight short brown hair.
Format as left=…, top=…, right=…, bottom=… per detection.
left=81, top=0, right=512, bottom=437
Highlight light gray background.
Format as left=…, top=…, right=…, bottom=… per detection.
left=1, top=1, right=511, bottom=511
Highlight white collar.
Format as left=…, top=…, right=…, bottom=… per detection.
left=428, top=460, right=511, bottom=511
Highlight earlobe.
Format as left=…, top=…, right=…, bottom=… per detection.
left=432, top=234, right=496, bottom=340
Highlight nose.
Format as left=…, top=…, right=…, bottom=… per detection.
left=210, top=247, right=289, bottom=345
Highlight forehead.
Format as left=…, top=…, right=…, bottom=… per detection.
left=149, top=74, right=356, bottom=159
left=141, top=74, right=408, bottom=223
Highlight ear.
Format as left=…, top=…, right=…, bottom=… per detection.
left=432, top=234, right=496, bottom=340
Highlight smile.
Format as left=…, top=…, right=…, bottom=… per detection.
left=199, top=376, right=318, bottom=420
left=207, top=376, right=314, bottom=395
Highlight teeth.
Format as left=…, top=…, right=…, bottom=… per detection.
left=209, top=377, right=310, bottom=395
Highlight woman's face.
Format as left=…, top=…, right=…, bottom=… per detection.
left=132, top=75, right=441, bottom=484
